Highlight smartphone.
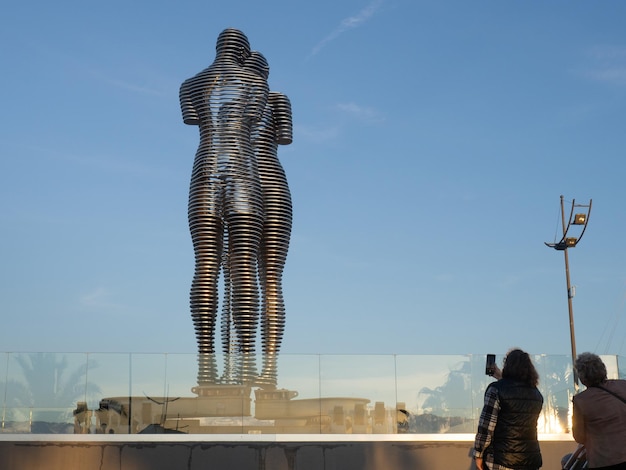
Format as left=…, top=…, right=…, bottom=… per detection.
left=485, top=354, right=496, bottom=376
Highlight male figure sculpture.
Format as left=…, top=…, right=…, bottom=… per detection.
left=179, top=29, right=269, bottom=385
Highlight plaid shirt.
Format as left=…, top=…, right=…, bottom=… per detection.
left=473, top=385, right=516, bottom=470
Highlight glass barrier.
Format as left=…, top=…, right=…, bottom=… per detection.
left=0, top=352, right=618, bottom=435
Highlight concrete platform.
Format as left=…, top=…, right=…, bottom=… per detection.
left=0, top=433, right=577, bottom=469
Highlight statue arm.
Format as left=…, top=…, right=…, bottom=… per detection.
left=269, top=92, right=293, bottom=146
left=179, top=79, right=199, bottom=126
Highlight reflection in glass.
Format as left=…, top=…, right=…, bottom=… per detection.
left=0, top=352, right=591, bottom=435
left=1, top=353, right=99, bottom=433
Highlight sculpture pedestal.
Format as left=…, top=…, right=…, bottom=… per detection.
left=88, top=387, right=378, bottom=434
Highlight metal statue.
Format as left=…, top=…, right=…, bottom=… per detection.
left=179, top=29, right=292, bottom=388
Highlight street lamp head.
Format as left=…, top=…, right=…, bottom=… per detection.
left=546, top=237, right=578, bottom=251
left=545, top=198, right=592, bottom=252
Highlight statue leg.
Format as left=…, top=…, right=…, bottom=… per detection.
left=219, top=226, right=240, bottom=385
left=227, top=210, right=263, bottom=384
left=258, top=184, right=292, bottom=387
left=189, top=210, right=223, bottom=386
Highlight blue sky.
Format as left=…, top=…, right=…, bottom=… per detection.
left=1, top=0, right=626, bottom=358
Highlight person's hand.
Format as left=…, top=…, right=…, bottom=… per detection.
left=475, top=456, right=484, bottom=470
left=492, top=365, right=502, bottom=380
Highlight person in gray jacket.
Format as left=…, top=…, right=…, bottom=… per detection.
left=573, top=352, right=626, bottom=469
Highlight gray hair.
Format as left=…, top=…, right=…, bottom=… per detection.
left=575, top=352, right=607, bottom=387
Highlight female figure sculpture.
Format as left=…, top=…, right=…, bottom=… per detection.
left=243, top=52, right=293, bottom=387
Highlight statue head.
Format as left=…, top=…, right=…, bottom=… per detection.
left=215, top=28, right=251, bottom=64
left=245, top=51, right=270, bottom=80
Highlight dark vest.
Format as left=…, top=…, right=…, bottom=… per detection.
left=490, top=379, right=543, bottom=469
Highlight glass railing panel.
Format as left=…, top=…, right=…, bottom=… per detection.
left=126, top=353, right=168, bottom=434
left=168, top=353, right=250, bottom=435
left=162, top=353, right=198, bottom=397
left=602, top=354, right=619, bottom=379
left=129, top=353, right=168, bottom=399
left=87, top=353, right=131, bottom=402
left=271, top=354, right=321, bottom=399
left=139, top=353, right=199, bottom=434
left=396, top=354, right=478, bottom=433
left=84, top=353, right=131, bottom=434
left=0, top=352, right=8, bottom=432
left=318, top=355, right=397, bottom=434
left=254, top=354, right=322, bottom=433
left=2, top=353, right=90, bottom=433
left=4, top=353, right=91, bottom=408
left=30, top=407, right=76, bottom=433
left=0, top=352, right=7, bottom=384
left=2, top=352, right=619, bottom=435
left=533, top=354, right=572, bottom=434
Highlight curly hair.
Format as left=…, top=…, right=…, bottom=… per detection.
left=501, top=348, right=539, bottom=387
left=575, top=352, right=607, bottom=387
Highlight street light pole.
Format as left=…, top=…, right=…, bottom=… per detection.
left=560, top=196, right=579, bottom=390
left=545, top=195, right=592, bottom=392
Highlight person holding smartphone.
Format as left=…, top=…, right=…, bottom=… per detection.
left=473, top=349, right=544, bottom=470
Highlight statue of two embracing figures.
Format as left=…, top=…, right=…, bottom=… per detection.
left=179, top=28, right=293, bottom=389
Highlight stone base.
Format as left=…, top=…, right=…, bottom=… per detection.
left=80, top=386, right=379, bottom=434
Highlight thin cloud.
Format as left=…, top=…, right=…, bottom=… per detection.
left=20, top=143, right=171, bottom=179
left=336, top=102, right=385, bottom=123
left=586, top=45, right=626, bottom=60
left=60, top=151, right=171, bottom=179
left=580, top=45, right=626, bottom=86
left=295, top=123, right=341, bottom=142
left=294, top=103, right=384, bottom=144
left=584, top=68, right=626, bottom=85
left=496, top=274, right=523, bottom=289
left=88, top=68, right=166, bottom=96
left=311, top=0, right=383, bottom=56
left=80, top=287, right=113, bottom=308
left=31, top=41, right=167, bottom=96
left=78, top=286, right=130, bottom=318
